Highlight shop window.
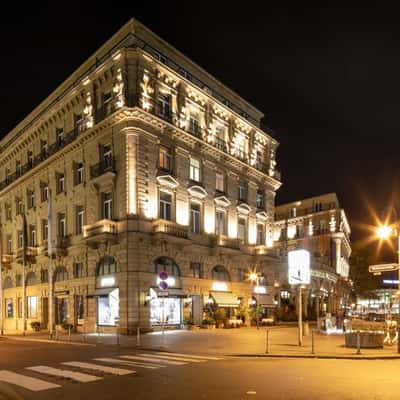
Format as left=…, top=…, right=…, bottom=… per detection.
left=154, top=257, right=181, bottom=276
left=27, top=296, right=38, bottom=319
left=26, top=272, right=36, bottom=286
left=55, top=266, right=68, bottom=282
left=150, top=297, right=181, bottom=325
left=17, top=297, right=22, bottom=318
left=211, top=265, right=231, bottom=281
left=6, top=299, right=13, bottom=318
left=96, top=256, right=118, bottom=276
left=98, top=288, right=119, bottom=326
left=3, top=276, right=13, bottom=289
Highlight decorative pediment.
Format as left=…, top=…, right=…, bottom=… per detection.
left=214, top=196, right=231, bottom=208
left=156, top=174, right=179, bottom=189
left=236, top=203, right=251, bottom=215
left=188, top=185, right=208, bottom=200
left=256, top=211, right=268, bottom=221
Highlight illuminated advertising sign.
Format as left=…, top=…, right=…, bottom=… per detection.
left=288, top=249, right=310, bottom=285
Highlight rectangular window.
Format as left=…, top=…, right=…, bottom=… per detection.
left=238, top=268, right=247, bottom=282
left=159, top=191, right=172, bottom=221
left=16, top=275, right=22, bottom=288
left=215, top=126, right=226, bottom=151
left=156, top=93, right=172, bottom=119
left=215, top=209, right=226, bottom=236
left=76, top=206, right=84, bottom=234
left=56, top=128, right=64, bottom=148
left=216, top=172, right=225, bottom=192
left=291, top=207, right=297, bottom=218
left=5, top=204, right=12, bottom=221
left=6, top=299, right=13, bottom=318
left=30, top=225, right=37, bottom=247
left=40, top=140, right=48, bottom=160
left=189, top=113, right=201, bottom=136
left=238, top=182, right=247, bottom=202
left=41, top=269, right=49, bottom=283
left=102, top=192, right=113, bottom=220
left=6, top=235, right=12, bottom=254
left=189, top=157, right=201, bottom=182
left=74, top=113, right=84, bottom=133
left=256, top=191, right=264, bottom=209
left=74, top=162, right=84, bottom=185
left=16, top=198, right=23, bottom=216
left=98, top=288, right=119, bottom=326
left=27, top=296, right=38, bottom=319
left=27, top=190, right=35, bottom=209
left=190, top=262, right=203, bottom=279
left=41, top=183, right=48, bottom=202
left=27, top=150, right=33, bottom=168
left=17, top=231, right=23, bottom=249
left=58, top=213, right=66, bottom=238
left=190, top=202, right=201, bottom=234
left=56, top=173, right=65, bottom=194
left=16, top=160, right=21, bottom=177
left=73, top=262, right=84, bottom=279
left=101, top=144, right=113, bottom=169
left=159, top=146, right=172, bottom=172
left=42, top=219, right=48, bottom=241
left=256, top=224, right=265, bottom=245
left=237, top=217, right=246, bottom=242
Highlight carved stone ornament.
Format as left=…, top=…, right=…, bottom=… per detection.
left=214, top=195, right=231, bottom=208
left=236, top=203, right=251, bottom=215
left=187, top=185, right=208, bottom=200
left=156, top=174, right=179, bottom=189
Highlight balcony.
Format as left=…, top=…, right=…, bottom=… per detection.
left=90, top=157, right=116, bottom=182
left=95, top=102, right=117, bottom=123
left=16, top=247, right=38, bottom=264
left=218, top=236, right=241, bottom=250
left=42, top=236, right=70, bottom=257
left=213, top=137, right=227, bottom=152
left=255, top=161, right=268, bottom=174
left=153, top=220, right=189, bottom=239
left=83, top=219, right=118, bottom=246
left=188, top=125, right=203, bottom=138
left=234, top=149, right=248, bottom=163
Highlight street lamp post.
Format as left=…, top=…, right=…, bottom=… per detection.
left=250, top=272, right=260, bottom=330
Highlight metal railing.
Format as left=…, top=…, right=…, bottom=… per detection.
left=90, top=157, right=116, bottom=179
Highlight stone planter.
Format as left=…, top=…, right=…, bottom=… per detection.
left=345, top=331, right=384, bottom=348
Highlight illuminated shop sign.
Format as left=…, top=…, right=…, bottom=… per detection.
left=211, top=281, right=228, bottom=291
left=254, top=286, right=267, bottom=294
left=288, top=249, right=310, bottom=285
left=100, top=276, right=116, bottom=287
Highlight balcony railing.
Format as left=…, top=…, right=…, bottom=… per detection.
left=16, top=246, right=38, bottom=263
left=95, top=102, right=117, bottom=123
left=90, top=157, right=116, bottom=179
left=213, top=137, right=227, bottom=152
left=188, top=125, right=203, bottom=138
left=156, top=107, right=174, bottom=123
left=218, top=236, right=241, bottom=250
left=153, top=220, right=189, bottom=239
left=83, top=219, right=118, bottom=238
left=234, top=149, right=248, bottom=163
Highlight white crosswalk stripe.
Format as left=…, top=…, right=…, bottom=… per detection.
left=93, top=357, right=164, bottom=369
left=61, top=361, right=135, bottom=376
left=153, top=351, right=223, bottom=360
left=26, top=365, right=102, bottom=383
left=0, top=370, right=61, bottom=392
left=137, top=353, right=205, bottom=363
left=119, top=355, right=187, bottom=365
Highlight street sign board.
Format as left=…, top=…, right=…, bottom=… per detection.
left=158, top=271, right=169, bottom=290
left=368, top=263, right=399, bottom=273
left=288, top=249, right=310, bottom=285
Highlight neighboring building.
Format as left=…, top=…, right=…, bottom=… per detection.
left=273, top=193, right=352, bottom=319
left=0, top=19, right=282, bottom=333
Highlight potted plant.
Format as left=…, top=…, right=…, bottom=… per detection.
left=182, top=318, right=195, bottom=330
left=214, top=308, right=227, bottom=328
left=30, top=321, right=41, bottom=332
left=202, top=316, right=216, bottom=329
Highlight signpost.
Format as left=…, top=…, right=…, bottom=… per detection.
left=158, top=271, right=169, bottom=346
left=369, top=263, right=399, bottom=274
left=288, top=249, right=310, bottom=346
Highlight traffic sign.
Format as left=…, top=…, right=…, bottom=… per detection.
left=158, top=271, right=169, bottom=290
left=368, top=263, right=399, bottom=273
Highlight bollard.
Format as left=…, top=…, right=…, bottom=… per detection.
left=265, top=329, right=270, bottom=354
left=136, top=327, right=141, bottom=347
left=311, top=330, right=315, bottom=355
left=68, top=326, right=71, bottom=342
left=356, top=331, right=361, bottom=355
left=117, top=331, right=120, bottom=346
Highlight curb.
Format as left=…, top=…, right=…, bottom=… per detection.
left=2, top=336, right=96, bottom=347
left=230, top=354, right=400, bottom=360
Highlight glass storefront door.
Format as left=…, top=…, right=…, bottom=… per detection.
left=150, top=297, right=181, bottom=325
left=97, top=288, right=119, bottom=326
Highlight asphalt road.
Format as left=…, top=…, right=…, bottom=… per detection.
left=0, top=338, right=398, bottom=400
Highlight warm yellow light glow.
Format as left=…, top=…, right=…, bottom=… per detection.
left=144, top=198, right=157, bottom=219
left=176, top=201, right=189, bottom=225
left=248, top=220, right=257, bottom=244
left=249, top=272, right=258, bottom=282
left=376, top=225, right=392, bottom=239
left=204, top=205, right=215, bottom=234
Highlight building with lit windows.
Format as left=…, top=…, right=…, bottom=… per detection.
left=273, top=193, right=352, bottom=320
left=0, top=19, right=282, bottom=333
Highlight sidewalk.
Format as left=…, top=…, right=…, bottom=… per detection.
left=2, top=326, right=400, bottom=359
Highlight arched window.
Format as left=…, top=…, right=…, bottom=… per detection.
left=96, top=256, right=118, bottom=276
left=211, top=265, right=230, bottom=281
left=55, top=266, right=68, bottom=282
left=3, top=276, right=13, bottom=289
left=26, top=272, right=37, bottom=286
left=153, top=257, right=181, bottom=276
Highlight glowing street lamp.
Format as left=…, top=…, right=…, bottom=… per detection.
left=376, top=225, right=392, bottom=240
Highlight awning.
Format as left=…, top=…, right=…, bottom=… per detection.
left=210, top=291, right=239, bottom=308
left=152, top=288, right=186, bottom=298
left=87, top=287, right=116, bottom=297
left=257, top=294, right=275, bottom=307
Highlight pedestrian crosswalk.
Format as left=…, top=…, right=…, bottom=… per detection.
left=0, top=352, right=223, bottom=392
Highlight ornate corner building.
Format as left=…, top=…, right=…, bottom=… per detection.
left=273, top=193, right=352, bottom=319
left=0, top=19, right=283, bottom=333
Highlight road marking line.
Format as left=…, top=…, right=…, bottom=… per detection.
left=137, top=353, right=204, bottom=363
left=0, top=370, right=60, bottom=391
left=119, top=355, right=187, bottom=365
left=154, top=352, right=223, bottom=360
left=61, top=361, right=135, bottom=376
left=93, top=358, right=163, bottom=369
left=26, top=366, right=102, bottom=383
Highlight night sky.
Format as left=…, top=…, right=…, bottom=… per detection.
left=2, top=4, right=399, bottom=258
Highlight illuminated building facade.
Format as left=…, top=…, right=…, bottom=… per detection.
left=273, top=193, right=352, bottom=319
left=0, top=19, right=281, bottom=333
